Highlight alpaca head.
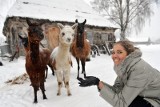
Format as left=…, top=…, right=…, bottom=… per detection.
left=57, top=23, right=77, bottom=45
left=18, top=35, right=28, bottom=48
left=75, top=19, right=87, bottom=48
left=26, top=19, right=44, bottom=44
left=75, top=19, right=86, bottom=35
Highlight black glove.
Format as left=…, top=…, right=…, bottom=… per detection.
left=78, top=76, right=100, bottom=87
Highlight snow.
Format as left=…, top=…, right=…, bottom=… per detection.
left=0, top=44, right=160, bottom=107
left=0, top=0, right=160, bottom=106
left=0, top=0, right=160, bottom=42
left=0, top=0, right=16, bottom=40
left=7, top=0, right=116, bottom=28
left=0, top=0, right=116, bottom=43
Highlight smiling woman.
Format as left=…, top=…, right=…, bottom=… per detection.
left=78, top=40, right=160, bottom=107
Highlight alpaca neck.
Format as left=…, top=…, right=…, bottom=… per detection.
left=29, top=42, right=40, bottom=63
left=76, top=32, right=84, bottom=48
left=58, top=43, right=70, bottom=54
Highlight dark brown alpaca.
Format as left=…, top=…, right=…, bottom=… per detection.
left=25, top=20, right=50, bottom=103
left=18, top=35, right=54, bottom=76
left=71, top=19, right=91, bottom=79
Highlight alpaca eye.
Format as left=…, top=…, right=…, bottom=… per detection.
left=62, top=32, right=65, bottom=36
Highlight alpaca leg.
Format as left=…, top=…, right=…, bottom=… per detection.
left=80, top=58, right=85, bottom=74
left=30, top=77, right=39, bottom=103
left=64, top=70, right=71, bottom=96
left=65, top=81, right=71, bottom=96
left=76, top=58, right=80, bottom=79
left=40, top=81, right=47, bottom=100
left=57, top=82, right=62, bottom=96
left=33, top=86, right=38, bottom=103
left=81, top=59, right=86, bottom=78
left=55, top=70, right=63, bottom=96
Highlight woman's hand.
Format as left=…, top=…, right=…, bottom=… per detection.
left=78, top=76, right=100, bottom=87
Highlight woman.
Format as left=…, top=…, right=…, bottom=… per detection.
left=78, top=40, right=160, bottom=107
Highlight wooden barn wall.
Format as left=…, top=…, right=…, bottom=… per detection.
left=2, top=17, right=117, bottom=56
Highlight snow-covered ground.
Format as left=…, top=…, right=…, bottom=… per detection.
left=0, top=0, right=160, bottom=106
left=0, top=44, right=160, bottom=107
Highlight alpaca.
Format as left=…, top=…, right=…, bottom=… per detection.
left=50, top=23, right=77, bottom=96
left=25, top=19, right=50, bottom=103
left=43, top=24, right=60, bottom=51
left=18, top=35, right=54, bottom=76
left=18, top=35, right=29, bottom=53
left=71, top=19, right=91, bottom=79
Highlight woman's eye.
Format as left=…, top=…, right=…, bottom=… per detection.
left=117, top=51, right=123, bottom=54
left=111, top=51, right=123, bottom=54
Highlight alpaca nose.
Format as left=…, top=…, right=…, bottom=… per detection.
left=67, top=38, right=71, bottom=42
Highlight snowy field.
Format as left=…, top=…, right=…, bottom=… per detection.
left=0, top=44, right=160, bottom=107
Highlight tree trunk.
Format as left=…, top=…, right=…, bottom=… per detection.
left=120, top=31, right=125, bottom=40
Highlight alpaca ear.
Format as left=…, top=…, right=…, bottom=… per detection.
left=57, top=23, right=64, bottom=30
left=83, top=19, right=86, bottom=24
left=39, top=21, right=45, bottom=27
left=72, top=23, right=78, bottom=30
left=18, top=35, right=23, bottom=39
left=26, top=19, right=32, bottom=26
left=75, top=19, right=78, bottom=23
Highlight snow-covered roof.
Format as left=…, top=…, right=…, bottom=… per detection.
left=6, top=0, right=117, bottom=28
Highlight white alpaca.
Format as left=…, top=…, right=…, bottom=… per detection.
left=50, top=23, right=77, bottom=96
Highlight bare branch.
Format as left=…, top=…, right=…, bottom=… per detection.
left=91, top=0, right=158, bottom=40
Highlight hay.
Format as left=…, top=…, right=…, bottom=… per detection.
left=5, top=73, right=29, bottom=84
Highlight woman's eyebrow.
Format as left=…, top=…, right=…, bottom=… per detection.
left=116, top=50, right=123, bottom=52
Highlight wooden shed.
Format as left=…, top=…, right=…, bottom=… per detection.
left=2, top=0, right=117, bottom=57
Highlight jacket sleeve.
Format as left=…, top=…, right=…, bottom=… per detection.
left=99, top=69, right=149, bottom=107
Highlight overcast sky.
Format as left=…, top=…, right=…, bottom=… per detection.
left=129, top=4, right=160, bottom=41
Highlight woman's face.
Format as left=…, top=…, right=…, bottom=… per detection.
left=111, top=44, right=128, bottom=65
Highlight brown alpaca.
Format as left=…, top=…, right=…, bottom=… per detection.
left=71, top=19, right=91, bottom=79
left=43, top=25, right=61, bottom=75
left=18, top=35, right=54, bottom=76
left=43, top=24, right=60, bottom=51
left=25, top=20, right=50, bottom=103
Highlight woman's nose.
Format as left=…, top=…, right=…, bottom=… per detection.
left=112, top=53, right=118, bottom=58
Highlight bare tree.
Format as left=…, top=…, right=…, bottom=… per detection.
left=91, top=0, right=159, bottom=40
